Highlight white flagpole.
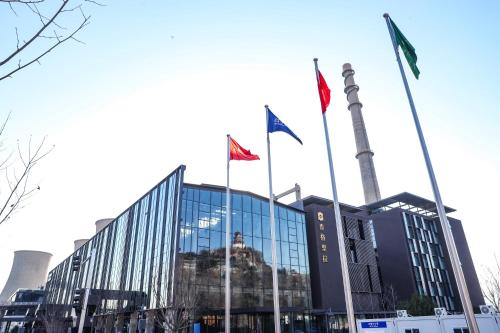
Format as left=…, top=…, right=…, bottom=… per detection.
left=225, top=134, right=231, bottom=333
left=265, top=105, right=281, bottom=333
left=383, top=14, right=479, bottom=333
left=313, top=59, right=357, bottom=333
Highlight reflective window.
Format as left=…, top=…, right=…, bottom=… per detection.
left=179, top=185, right=311, bottom=310
left=404, top=211, right=455, bottom=310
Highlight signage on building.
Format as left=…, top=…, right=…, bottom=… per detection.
left=318, top=211, right=328, bottom=263
left=360, top=321, right=387, bottom=328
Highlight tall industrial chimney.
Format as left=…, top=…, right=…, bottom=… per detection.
left=342, top=63, right=381, bottom=204
left=0, top=250, right=52, bottom=304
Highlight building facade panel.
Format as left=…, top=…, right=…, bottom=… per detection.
left=368, top=193, right=485, bottom=313
left=401, top=211, right=457, bottom=310
left=302, top=199, right=382, bottom=314
left=440, top=217, right=485, bottom=311
left=370, top=208, right=416, bottom=304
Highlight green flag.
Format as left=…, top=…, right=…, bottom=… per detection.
left=390, top=18, right=420, bottom=79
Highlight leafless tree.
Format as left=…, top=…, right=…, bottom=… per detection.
left=38, top=302, right=68, bottom=333
left=380, top=284, right=399, bottom=312
left=153, top=257, right=199, bottom=333
left=0, top=114, right=53, bottom=225
left=0, top=0, right=103, bottom=81
left=482, top=255, right=500, bottom=312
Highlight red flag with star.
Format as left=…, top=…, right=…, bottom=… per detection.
left=229, top=137, right=259, bottom=161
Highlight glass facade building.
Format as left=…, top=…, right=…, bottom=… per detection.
left=45, top=166, right=183, bottom=316
left=402, top=212, right=456, bottom=310
left=43, top=166, right=313, bottom=332
left=178, top=184, right=312, bottom=331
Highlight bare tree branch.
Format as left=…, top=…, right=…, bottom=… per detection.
left=0, top=0, right=45, bottom=3
left=1, top=0, right=101, bottom=81
left=0, top=16, right=90, bottom=81
left=7, top=1, right=17, bottom=15
left=0, top=116, right=54, bottom=226
left=0, top=114, right=14, bottom=171
left=153, top=257, right=199, bottom=333
left=24, top=2, right=66, bottom=30
left=38, top=302, right=67, bottom=333
left=0, top=113, right=10, bottom=137
left=0, top=0, right=69, bottom=67
left=380, top=284, right=399, bottom=312
left=84, top=0, right=104, bottom=6
left=482, top=255, right=500, bottom=312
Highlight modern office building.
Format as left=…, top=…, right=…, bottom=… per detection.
left=43, top=166, right=315, bottom=333
left=39, top=164, right=484, bottom=333
left=364, top=192, right=484, bottom=312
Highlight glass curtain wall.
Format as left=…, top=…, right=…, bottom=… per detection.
left=178, top=185, right=312, bottom=322
left=402, top=212, right=456, bottom=310
left=44, top=166, right=185, bottom=317
left=44, top=169, right=312, bottom=332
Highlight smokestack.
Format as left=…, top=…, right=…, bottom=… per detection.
left=74, top=239, right=89, bottom=251
left=0, top=250, right=52, bottom=304
left=342, top=63, right=381, bottom=204
left=95, top=218, right=113, bottom=234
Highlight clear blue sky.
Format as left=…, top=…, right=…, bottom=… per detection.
left=1, top=1, right=499, bottom=291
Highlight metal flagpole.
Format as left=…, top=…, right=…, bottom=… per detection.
left=265, top=105, right=281, bottom=333
left=225, top=134, right=231, bottom=333
left=313, top=59, right=357, bottom=333
left=383, top=13, right=479, bottom=333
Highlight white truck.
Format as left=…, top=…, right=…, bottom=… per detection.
left=357, top=307, right=500, bottom=333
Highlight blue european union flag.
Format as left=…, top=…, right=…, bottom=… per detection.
left=266, top=107, right=303, bottom=145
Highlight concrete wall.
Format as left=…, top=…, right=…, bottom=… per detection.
left=0, top=250, right=52, bottom=303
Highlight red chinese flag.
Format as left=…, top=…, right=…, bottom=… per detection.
left=317, top=71, right=331, bottom=113
left=229, top=137, right=260, bottom=161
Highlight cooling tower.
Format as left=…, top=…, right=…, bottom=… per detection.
left=95, top=218, right=113, bottom=233
left=0, top=250, right=52, bottom=304
left=74, top=239, right=89, bottom=251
